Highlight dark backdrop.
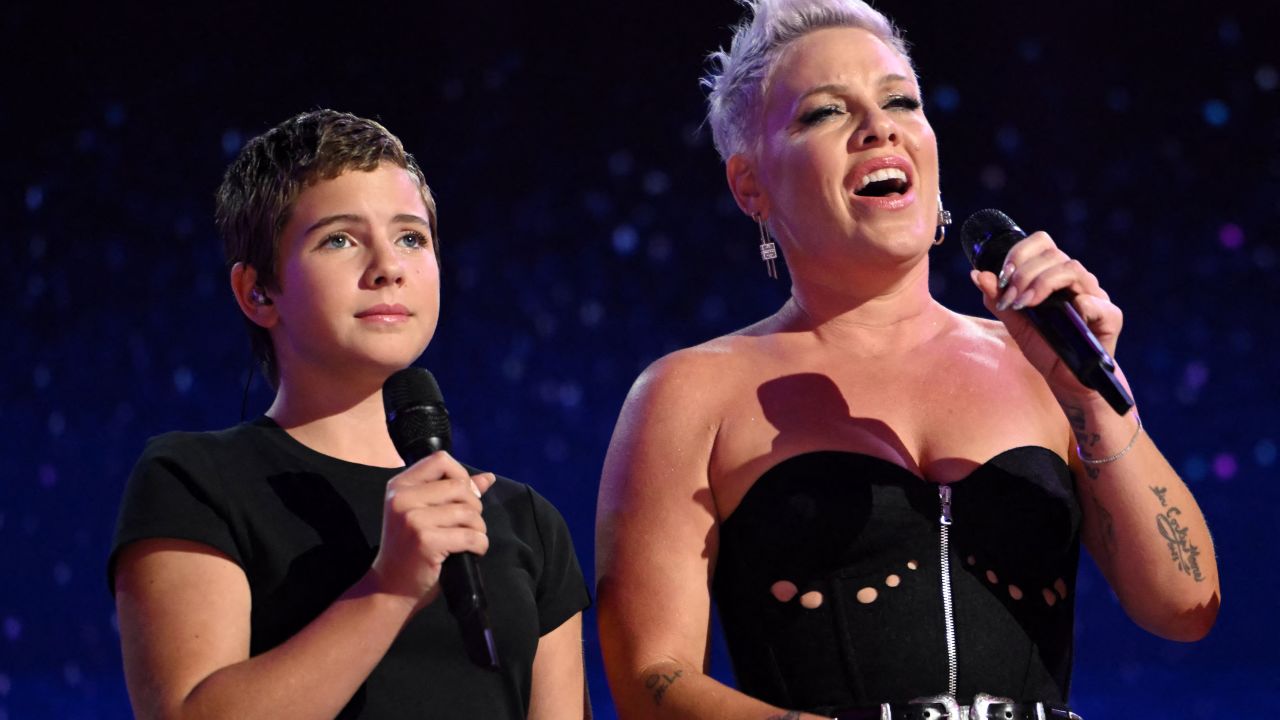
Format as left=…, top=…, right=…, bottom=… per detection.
left=4, top=1, right=1278, bottom=717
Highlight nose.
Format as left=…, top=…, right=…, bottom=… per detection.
left=362, top=236, right=406, bottom=289
left=851, top=106, right=899, bottom=149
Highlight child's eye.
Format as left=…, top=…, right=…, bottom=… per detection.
left=320, top=233, right=353, bottom=249
left=398, top=231, right=430, bottom=249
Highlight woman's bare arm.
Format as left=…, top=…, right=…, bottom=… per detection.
left=973, top=238, right=1220, bottom=641
left=1065, top=395, right=1220, bottom=640
left=596, top=352, right=829, bottom=720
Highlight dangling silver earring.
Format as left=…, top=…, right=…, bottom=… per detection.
left=934, top=193, right=953, bottom=245
left=755, top=214, right=778, bottom=279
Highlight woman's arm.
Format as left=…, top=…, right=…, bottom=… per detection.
left=115, top=453, right=494, bottom=720
left=528, top=612, right=588, bottom=720
left=596, top=353, right=828, bottom=720
left=1062, top=393, right=1219, bottom=640
left=973, top=236, right=1220, bottom=641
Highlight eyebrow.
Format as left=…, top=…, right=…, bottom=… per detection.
left=797, top=74, right=915, bottom=102
left=303, top=213, right=432, bottom=235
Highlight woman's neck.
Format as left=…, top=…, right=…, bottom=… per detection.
left=782, top=256, right=950, bottom=357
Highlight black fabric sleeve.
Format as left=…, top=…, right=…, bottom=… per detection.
left=107, top=432, right=242, bottom=595
left=525, top=485, right=592, bottom=635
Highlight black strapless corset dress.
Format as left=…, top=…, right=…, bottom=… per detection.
left=712, top=448, right=1081, bottom=715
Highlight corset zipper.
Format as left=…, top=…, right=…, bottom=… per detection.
left=938, top=484, right=958, bottom=696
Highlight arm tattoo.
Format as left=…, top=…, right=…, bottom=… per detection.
left=1149, top=485, right=1169, bottom=507
left=1091, top=494, right=1118, bottom=559
left=644, top=669, right=683, bottom=706
left=1066, top=405, right=1103, bottom=479
left=1150, top=487, right=1205, bottom=582
left=766, top=714, right=801, bottom=720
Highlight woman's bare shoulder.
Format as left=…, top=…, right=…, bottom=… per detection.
left=639, top=324, right=779, bottom=388
left=614, top=327, right=780, bottom=445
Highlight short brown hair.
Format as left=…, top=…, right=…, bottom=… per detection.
left=215, top=109, right=439, bottom=387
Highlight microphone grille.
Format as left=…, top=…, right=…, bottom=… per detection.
left=383, top=367, right=451, bottom=459
left=383, top=367, right=444, bottom=414
left=959, top=208, right=1024, bottom=273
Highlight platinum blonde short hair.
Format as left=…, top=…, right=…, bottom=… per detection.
left=703, top=0, right=912, bottom=161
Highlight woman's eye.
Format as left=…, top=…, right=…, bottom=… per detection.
left=320, top=233, right=353, bottom=249
left=398, top=231, right=430, bottom=249
left=885, top=94, right=922, bottom=111
left=799, top=105, right=845, bottom=125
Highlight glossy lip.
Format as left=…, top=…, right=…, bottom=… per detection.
left=355, top=303, right=412, bottom=322
left=847, top=155, right=916, bottom=210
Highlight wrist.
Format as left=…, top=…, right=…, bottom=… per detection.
left=348, top=570, right=422, bottom=619
left=1054, top=388, right=1121, bottom=418
left=1076, top=413, right=1143, bottom=466
left=1050, top=359, right=1135, bottom=413
left=1061, top=398, right=1142, bottom=471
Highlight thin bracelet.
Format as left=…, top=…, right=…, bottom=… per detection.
left=1077, top=414, right=1143, bottom=465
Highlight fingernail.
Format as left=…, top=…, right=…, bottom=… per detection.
left=998, top=262, right=1015, bottom=289
left=471, top=481, right=482, bottom=498
left=995, top=286, right=1017, bottom=311
left=1010, top=289, right=1035, bottom=311
left=969, top=269, right=980, bottom=288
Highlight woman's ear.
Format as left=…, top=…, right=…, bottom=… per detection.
left=230, top=262, right=278, bottom=329
left=726, top=152, right=769, bottom=219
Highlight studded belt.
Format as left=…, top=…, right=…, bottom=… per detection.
left=832, top=693, right=1082, bottom=720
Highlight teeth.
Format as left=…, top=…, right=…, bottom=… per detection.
left=858, top=167, right=908, bottom=190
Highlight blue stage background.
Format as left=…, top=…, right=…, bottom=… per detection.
left=4, top=1, right=1278, bottom=716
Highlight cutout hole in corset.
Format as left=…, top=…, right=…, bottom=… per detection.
left=770, top=580, right=798, bottom=603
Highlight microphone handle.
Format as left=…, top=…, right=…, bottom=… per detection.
left=1025, top=289, right=1134, bottom=415
left=401, top=436, right=500, bottom=670
left=440, top=551, right=500, bottom=669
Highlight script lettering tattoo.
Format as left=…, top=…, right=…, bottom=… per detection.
left=1149, top=485, right=1169, bottom=508
left=645, top=669, right=683, bottom=706
left=1155, top=505, right=1205, bottom=582
left=1065, top=405, right=1102, bottom=478
left=765, top=713, right=802, bottom=720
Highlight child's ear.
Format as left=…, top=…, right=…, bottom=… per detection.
left=230, top=262, right=278, bottom=329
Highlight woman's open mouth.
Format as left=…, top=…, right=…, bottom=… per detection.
left=854, top=167, right=910, bottom=197
left=848, top=157, right=916, bottom=209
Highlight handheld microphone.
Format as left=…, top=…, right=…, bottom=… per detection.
left=383, top=367, right=500, bottom=670
left=959, top=209, right=1134, bottom=416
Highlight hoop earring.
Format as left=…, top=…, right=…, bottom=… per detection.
left=934, top=194, right=953, bottom=245
left=755, top=214, right=778, bottom=279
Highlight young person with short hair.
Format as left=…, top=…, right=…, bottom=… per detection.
left=110, top=109, right=590, bottom=720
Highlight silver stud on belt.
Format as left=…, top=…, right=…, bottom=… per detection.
left=868, top=694, right=1083, bottom=720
